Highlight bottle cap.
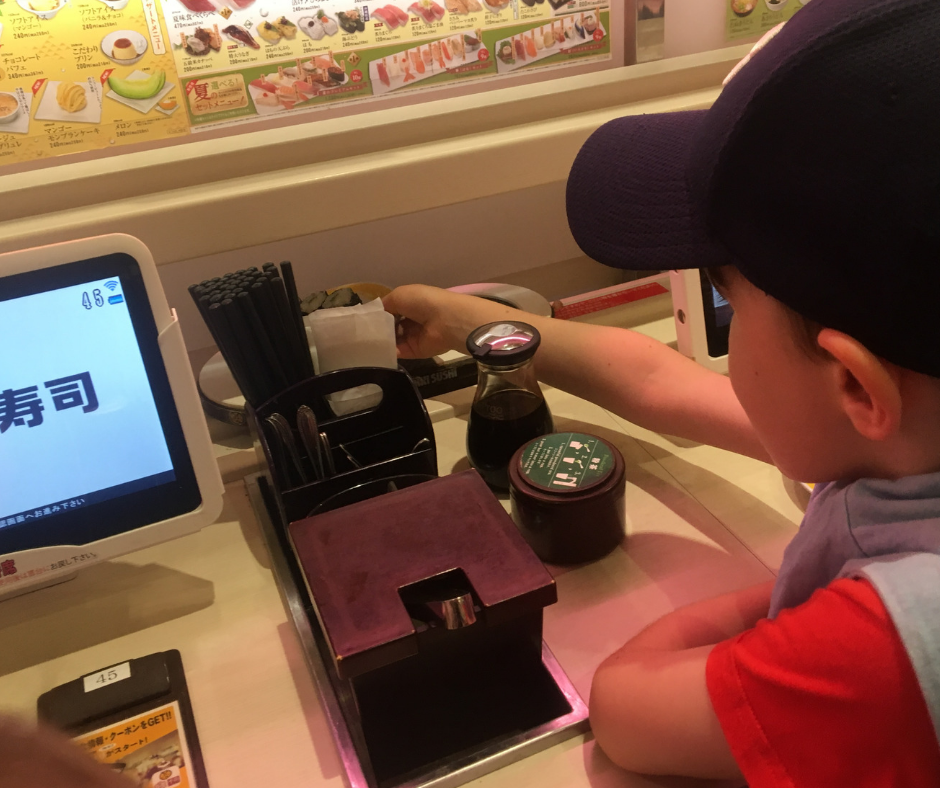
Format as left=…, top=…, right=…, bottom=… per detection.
left=466, top=321, right=541, bottom=366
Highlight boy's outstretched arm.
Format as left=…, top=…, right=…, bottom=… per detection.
left=383, top=285, right=769, bottom=461
left=590, top=580, right=775, bottom=779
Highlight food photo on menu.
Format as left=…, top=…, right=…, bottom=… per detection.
left=730, top=0, right=758, bottom=14
left=256, top=16, right=297, bottom=44
left=248, top=52, right=353, bottom=113
left=444, top=0, right=483, bottom=14
left=336, top=8, right=366, bottom=33
left=173, top=21, right=256, bottom=60
left=369, top=30, right=483, bottom=96
left=167, top=0, right=346, bottom=66
left=106, top=69, right=178, bottom=115
left=16, top=0, right=68, bottom=20
left=482, top=0, right=510, bottom=13
left=407, top=1, right=445, bottom=24
left=221, top=23, right=260, bottom=48
left=102, top=29, right=149, bottom=65
left=731, top=0, right=796, bottom=15
left=167, top=0, right=265, bottom=63
left=33, top=79, right=103, bottom=125
left=371, top=4, right=411, bottom=29
left=0, top=89, right=32, bottom=137
left=179, top=24, right=222, bottom=57
left=495, top=10, right=605, bottom=73
left=297, top=11, right=340, bottom=40
left=96, top=30, right=180, bottom=116
left=172, top=0, right=255, bottom=14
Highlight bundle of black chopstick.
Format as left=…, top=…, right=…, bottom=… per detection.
left=188, top=262, right=315, bottom=407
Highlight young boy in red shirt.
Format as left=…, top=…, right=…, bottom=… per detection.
left=384, top=0, right=940, bottom=783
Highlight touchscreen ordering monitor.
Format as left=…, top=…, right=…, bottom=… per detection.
left=0, top=235, right=223, bottom=597
left=669, top=269, right=731, bottom=374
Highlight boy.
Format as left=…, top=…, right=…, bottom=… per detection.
left=383, top=0, right=940, bottom=783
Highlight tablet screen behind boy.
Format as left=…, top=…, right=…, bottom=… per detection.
left=670, top=269, right=731, bottom=374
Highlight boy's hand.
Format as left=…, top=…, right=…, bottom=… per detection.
left=382, top=285, right=519, bottom=359
left=0, top=715, right=131, bottom=787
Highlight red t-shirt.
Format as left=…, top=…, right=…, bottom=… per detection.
left=706, top=577, right=940, bottom=788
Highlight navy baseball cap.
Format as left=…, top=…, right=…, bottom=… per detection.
left=566, top=0, right=940, bottom=378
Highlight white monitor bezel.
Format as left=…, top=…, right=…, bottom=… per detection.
left=0, top=234, right=224, bottom=598
left=670, top=269, right=729, bottom=375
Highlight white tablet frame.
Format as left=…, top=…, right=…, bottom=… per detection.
left=669, top=268, right=729, bottom=375
left=0, top=234, right=224, bottom=598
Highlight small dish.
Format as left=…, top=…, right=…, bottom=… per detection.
left=731, top=0, right=757, bottom=16
left=34, top=80, right=103, bottom=124
left=104, top=71, right=175, bottom=114
left=448, top=283, right=553, bottom=318
left=764, top=0, right=788, bottom=8
left=16, top=0, right=67, bottom=19
left=101, top=30, right=148, bottom=64
left=98, top=0, right=129, bottom=8
left=328, top=282, right=392, bottom=303
left=0, top=92, right=21, bottom=125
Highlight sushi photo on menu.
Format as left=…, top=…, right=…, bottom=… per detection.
left=369, top=30, right=484, bottom=96
left=176, top=24, right=223, bottom=62
left=494, top=11, right=606, bottom=73
left=297, top=11, right=340, bottom=41
left=165, top=0, right=261, bottom=73
left=171, top=0, right=256, bottom=14
left=370, top=3, right=411, bottom=30
left=221, top=23, right=260, bottom=48
left=248, top=53, right=351, bottom=114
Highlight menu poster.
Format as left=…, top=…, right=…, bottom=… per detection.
left=183, top=4, right=610, bottom=128
left=726, top=0, right=809, bottom=41
left=0, top=0, right=614, bottom=162
left=0, top=0, right=188, bottom=164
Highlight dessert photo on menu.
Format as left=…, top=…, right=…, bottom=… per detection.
left=33, top=79, right=103, bottom=125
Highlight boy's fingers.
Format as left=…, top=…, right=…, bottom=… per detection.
left=395, top=319, right=428, bottom=359
left=382, top=285, right=431, bottom=321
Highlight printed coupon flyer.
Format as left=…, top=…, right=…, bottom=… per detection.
left=75, top=701, right=195, bottom=788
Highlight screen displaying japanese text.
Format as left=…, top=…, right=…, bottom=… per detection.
left=0, top=277, right=175, bottom=525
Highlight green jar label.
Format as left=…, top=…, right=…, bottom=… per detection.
left=519, top=432, right=613, bottom=493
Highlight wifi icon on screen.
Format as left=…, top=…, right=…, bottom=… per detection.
left=104, top=281, right=119, bottom=292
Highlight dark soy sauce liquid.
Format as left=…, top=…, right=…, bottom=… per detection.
left=467, top=390, right=553, bottom=490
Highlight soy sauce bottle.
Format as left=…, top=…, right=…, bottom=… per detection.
left=466, top=321, right=553, bottom=490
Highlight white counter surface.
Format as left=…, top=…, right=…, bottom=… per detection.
left=0, top=369, right=807, bottom=788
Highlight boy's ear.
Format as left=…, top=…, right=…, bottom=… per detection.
left=816, top=329, right=902, bottom=441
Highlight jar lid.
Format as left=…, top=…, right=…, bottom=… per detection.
left=516, top=432, right=615, bottom=494
left=466, top=321, right=541, bottom=366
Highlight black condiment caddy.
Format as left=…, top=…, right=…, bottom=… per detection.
left=242, top=366, right=590, bottom=788
left=247, top=366, right=438, bottom=527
